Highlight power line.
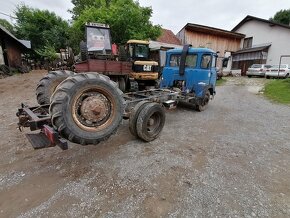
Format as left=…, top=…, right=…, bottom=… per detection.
left=0, top=11, right=17, bottom=19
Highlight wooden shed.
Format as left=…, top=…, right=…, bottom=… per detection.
left=0, top=24, right=30, bottom=68
left=176, top=23, right=245, bottom=67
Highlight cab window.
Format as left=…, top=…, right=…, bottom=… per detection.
left=185, top=54, right=197, bottom=68
left=135, top=44, right=148, bottom=58
left=211, top=56, right=216, bottom=67
left=201, top=54, right=212, bottom=69
left=169, top=54, right=197, bottom=68
left=169, top=54, right=181, bottom=67
left=128, top=45, right=134, bottom=58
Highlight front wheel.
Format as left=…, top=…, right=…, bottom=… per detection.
left=49, top=73, right=125, bottom=145
left=195, top=90, right=210, bottom=112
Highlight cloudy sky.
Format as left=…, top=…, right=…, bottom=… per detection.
left=0, top=0, right=289, bottom=33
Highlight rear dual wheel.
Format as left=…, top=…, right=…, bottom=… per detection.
left=129, top=101, right=150, bottom=137
left=129, top=102, right=165, bottom=142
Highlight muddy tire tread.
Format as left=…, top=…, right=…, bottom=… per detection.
left=129, top=101, right=151, bottom=137
left=36, top=70, right=75, bottom=105
left=136, top=102, right=165, bottom=142
left=49, top=73, right=124, bottom=145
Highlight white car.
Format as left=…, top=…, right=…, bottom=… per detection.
left=265, top=64, right=290, bottom=79
left=246, top=64, right=272, bottom=77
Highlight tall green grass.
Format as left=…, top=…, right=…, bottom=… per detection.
left=216, top=78, right=226, bottom=86
left=264, top=78, right=290, bottom=104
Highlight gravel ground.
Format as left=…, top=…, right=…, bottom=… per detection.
left=0, top=72, right=290, bottom=217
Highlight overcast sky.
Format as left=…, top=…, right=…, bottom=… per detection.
left=0, top=0, right=289, bottom=33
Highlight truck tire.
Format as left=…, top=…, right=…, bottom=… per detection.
left=195, top=90, right=210, bottom=112
left=36, top=70, right=75, bottom=105
left=136, top=102, right=165, bottom=142
left=129, top=101, right=150, bottom=137
left=0, top=65, right=11, bottom=75
left=118, top=77, right=126, bottom=92
left=49, top=73, right=125, bottom=145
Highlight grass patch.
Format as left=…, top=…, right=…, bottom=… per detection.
left=216, top=78, right=226, bottom=86
left=264, top=78, right=290, bottom=104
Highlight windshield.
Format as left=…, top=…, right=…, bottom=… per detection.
left=134, top=44, right=149, bottom=58
left=86, top=27, right=111, bottom=52
left=250, top=64, right=262, bottom=68
left=271, top=65, right=287, bottom=68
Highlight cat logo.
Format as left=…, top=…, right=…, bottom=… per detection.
left=143, top=65, right=152, bottom=71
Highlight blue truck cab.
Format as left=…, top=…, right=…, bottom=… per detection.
left=160, top=45, right=217, bottom=111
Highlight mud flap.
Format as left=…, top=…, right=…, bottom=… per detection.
left=26, top=125, right=68, bottom=150
left=26, top=133, right=52, bottom=149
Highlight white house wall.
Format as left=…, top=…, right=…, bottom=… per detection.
left=235, top=20, right=290, bottom=65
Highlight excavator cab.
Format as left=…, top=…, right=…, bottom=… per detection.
left=126, top=40, right=159, bottom=88
left=127, top=40, right=150, bottom=60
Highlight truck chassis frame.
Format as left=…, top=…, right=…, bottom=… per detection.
left=17, top=89, right=180, bottom=150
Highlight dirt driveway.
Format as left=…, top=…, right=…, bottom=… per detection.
left=0, top=72, right=290, bottom=217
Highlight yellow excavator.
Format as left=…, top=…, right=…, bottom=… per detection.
left=118, top=39, right=158, bottom=90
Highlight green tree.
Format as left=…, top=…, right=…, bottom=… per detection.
left=35, top=45, right=58, bottom=61
left=69, top=0, right=161, bottom=51
left=69, top=0, right=96, bottom=19
left=270, top=9, right=290, bottom=25
left=0, top=18, right=15, bottom=34
left=70, top=0, right=114, bottom=19
left=14, top=4, right=70, bottom=52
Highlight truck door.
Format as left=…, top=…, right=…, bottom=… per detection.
left=189, top=53, right=212, bottom=98
left=209, top=54, right=217, bottom=87
left=160, top=53, right=181, bottom=87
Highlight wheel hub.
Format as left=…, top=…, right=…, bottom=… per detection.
left=148, top=118, right=155, bottom=126
left=80, top=95, right=110, bottom=123
left=147, top=113, right=160, bottom=132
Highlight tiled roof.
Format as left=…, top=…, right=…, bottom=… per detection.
left=156, top=29, right=182, bottom=45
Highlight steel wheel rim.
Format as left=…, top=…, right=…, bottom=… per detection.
left=146, top=112, right=161, bottom=133
left=71, top=87, right=116, bottom=132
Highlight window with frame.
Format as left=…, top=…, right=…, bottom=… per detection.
left=185, top=54, right=197, bottom=68
left=211, top=56, right=216, bottom=67
left=243, top=37, right=253, bottom=49
left=169, top=54, right=197, bottom=68
left=222, top=58, right=228, bottom=68
left=201, top=54, right=211, bottom=69
left=169, top=54, right=181, bottom=67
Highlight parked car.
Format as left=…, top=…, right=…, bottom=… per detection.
left=246, top=64, right=272, bottom=77
left=265, top=64, right=290, bottom=79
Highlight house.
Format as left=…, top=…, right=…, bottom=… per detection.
left=176, top=23, right=245, bottom=62
left=232, top=15, right=290, bottom=75
left=150, top=29, right=182, bottom=67
left=0, top=24, right=31, bottom=68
